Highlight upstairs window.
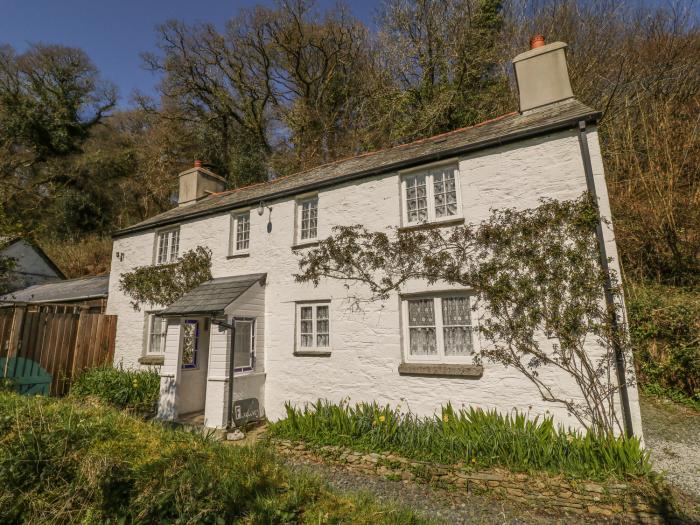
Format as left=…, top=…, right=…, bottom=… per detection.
left=297, top=196, right=318, bottom=242
left=231, top=211, right=251, bottom=254
left=156, top=228, right=180, bottom=264
left=403, top=294, right=474, bottom=362
left=297, top=302, right=330, bottom=350
left=402, top=165, right=461, bottom=225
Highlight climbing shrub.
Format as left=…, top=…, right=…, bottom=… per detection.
left=119, top=245, right=212, bottom=310
left=70, top=366, right=161, bottom=415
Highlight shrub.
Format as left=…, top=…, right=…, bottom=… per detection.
left=0, top=392, right=425, bottom=524
left=268, top=400, right=652, bottom=481
left=70, top=365, right=161, bottom=415
left=627, top=282, right=700, bottom=408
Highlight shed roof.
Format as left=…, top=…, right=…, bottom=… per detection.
left=161, top=273, right=266, bottom=316
left=114, top=99, right=599, bottom=238
left=0, top=274, right=109, bottom=304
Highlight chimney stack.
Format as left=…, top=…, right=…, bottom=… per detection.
left=177, top=160, right=226, bottom=207
left=512, top=36, right=574, bottom=113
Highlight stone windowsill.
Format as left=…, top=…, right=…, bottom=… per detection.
left=291, top=241, right=320, bottom=250
left=294, top=349, right=332, bottom=357
left=398, top=217, right=465, bottom=232
left=398, top=362, right=483, bottom=378
left=139, top=355, right=165, bottom=366
left=226, top=252, right=250, bottom=259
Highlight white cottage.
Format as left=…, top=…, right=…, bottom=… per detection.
left=107, top=40, right=644, bottom=436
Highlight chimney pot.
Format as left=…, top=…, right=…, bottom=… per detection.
left=194, top=159, right=202, bottom=168
left=530, top=35, right=545, bottom=49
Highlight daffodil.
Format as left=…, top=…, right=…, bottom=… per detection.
left=378, top=415, right=386, bottom=423
left=442, top=414, right=449, bottom=423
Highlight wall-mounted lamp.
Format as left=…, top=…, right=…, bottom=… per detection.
left=257, top=201, right=272, bottom=216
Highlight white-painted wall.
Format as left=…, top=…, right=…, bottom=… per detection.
left=109, top=127, right=644, bottom=436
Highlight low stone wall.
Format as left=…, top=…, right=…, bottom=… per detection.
left=274, top=440, right=672, bottom=524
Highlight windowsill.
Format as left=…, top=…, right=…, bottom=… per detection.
left=294, top=349, right=332, bottom=357
left=398, top=216, right=465, bottom=232
left=139, top=355, right=164, bottom=366
left=398, top=362, right=483, bottom=378
left=227, top=252, right=250, bottom=259
left=291, top=240, right=320, bottom=250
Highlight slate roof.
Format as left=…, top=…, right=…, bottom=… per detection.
left=114, top=99, right=600, bottom=238
left=161, top=273, right=266, bottom=315
left=0, top=274, right=109, bottom=304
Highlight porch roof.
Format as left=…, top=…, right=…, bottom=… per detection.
left=161, top=273, right=266, bottom=315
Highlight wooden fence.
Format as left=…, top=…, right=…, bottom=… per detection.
left=0, top=305, right=117, bottom=395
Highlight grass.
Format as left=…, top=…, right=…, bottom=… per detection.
left=0, top=392, right=427, bottom=524
left=70, top=365, right=161, bottom=416
left=268, top=400, right=652, bottom=481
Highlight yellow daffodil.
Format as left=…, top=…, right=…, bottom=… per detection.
left=378, top=415, right=386, bottom=423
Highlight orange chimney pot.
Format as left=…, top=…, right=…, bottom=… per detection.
left=530, top=35, right=545, bottom=49
left=194, top=159, right=202, bottom=168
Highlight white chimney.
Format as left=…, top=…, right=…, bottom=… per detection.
left=177, top=160, right=226, bottom=207
left=512, top=36, right=574, bottom=113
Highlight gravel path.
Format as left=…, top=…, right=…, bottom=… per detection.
left=640, top=396, right=700, bottom=499
left=287, top=458, right=596, bottom=525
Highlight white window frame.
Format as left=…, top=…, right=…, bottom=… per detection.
left=145, top=312, right=168, bottom=355
left=232, top=317, right=256, bottom=372
left=401, top=292, right=476, bottom=364
left=400, top=163, right=462, bottom=226
left=295, top=195, right=319, bottom=244
left=154, top=227, right=180, bottom=265
left=295, top=301, right=331, bottom=351
left=230, top=210, right=251, bottom=255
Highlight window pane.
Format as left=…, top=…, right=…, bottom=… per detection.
left=408, top=299, right=435, bottom=326
left=149, top=315, right=167, bottom=354
left=157, top=232, right=169, bottom=264
left=316, top=305, right=329, bottom=347
left=442, top=297, right=472, bottom=356
left=300, top=306, right=313, bottom=347
left=182, top=320, right=198, bottom=368
left=405, top=175, right=428, bottom=223
left=234, top=320, right=252, bottom=369
left=434, top=168, right=457, bottom=218
left=409, top=328, right=437, bottom=355
left=169, top=229, right=180, bottom=261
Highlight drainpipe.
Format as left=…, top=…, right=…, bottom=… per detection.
left=577, top=120, right=634, bottom=437
left=212, top=317, right=236, bottom=430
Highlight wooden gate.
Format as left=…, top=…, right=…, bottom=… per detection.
left=0, top=305, right=117, bottom=395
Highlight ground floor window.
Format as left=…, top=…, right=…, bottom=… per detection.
left=233, top=318, right=255, bottom=371
left=181, top=319, right=200, bottom=369
left=147, top=313, right=167, bottom=354
left=296, top=301, right=330, bottom=350
left=402, top=294, right=473, bottom=361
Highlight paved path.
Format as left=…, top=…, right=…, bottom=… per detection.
left=640, top=395, right=700, bottom=499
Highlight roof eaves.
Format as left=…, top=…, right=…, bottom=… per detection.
left=113, top=108, right=600, bottom=238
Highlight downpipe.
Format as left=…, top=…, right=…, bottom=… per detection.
left=577, top=120, right=635, bottom=437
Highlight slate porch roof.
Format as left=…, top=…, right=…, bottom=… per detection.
left=0, top=274, right=109, bottom=304
left=114, top=99, right=600, bottom=238
left=161, top=273, right=266, bottom=316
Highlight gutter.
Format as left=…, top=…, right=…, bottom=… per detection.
left=577, top=120, right=634, bottom=437
left=113, top=111, right=601, bottom=238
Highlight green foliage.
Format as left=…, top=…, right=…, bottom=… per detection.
left=119, top=246, right=212, bottom=309
left=0, top=392, right=426, bottom=524
left=268, top=400, right=652, bottom=481
left=627, top=283, right=699, bottom=407
left=70, top=366, right=161, bottom=415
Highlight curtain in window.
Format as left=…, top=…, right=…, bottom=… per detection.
left=300, top=306, right=313, bottom=347
left=408, top=299, right=437, bottom=355
left=301, top=199, right=318, bottom=239
left=434, top=168, right=457, bottom=218
left=236, top=213, right=250, bottom=250
left=442, top=297, right=472, bottom=355
left=149, top=315, right=167, bottom=354
left=406, top=175, right=428, bottom=223
left=316, top=305, right=329, bottom=347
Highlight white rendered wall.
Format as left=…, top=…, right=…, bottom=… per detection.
left=110, top=127, right=642, bottom=435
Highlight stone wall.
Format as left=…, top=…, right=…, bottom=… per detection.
left=274, top=440, right=673, bottom=524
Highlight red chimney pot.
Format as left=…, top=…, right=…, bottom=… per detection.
left=530, top=35, right=545, bottom=49
left=194, top=159, right=202, bottom=168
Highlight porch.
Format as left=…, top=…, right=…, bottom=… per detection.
left=155, top=273, right=267, bottom=429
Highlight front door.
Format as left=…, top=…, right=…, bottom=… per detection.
left=178, top=317, right=210, bottom=415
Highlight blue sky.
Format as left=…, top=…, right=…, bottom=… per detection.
left=0, top=0, right=379, bottom=108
